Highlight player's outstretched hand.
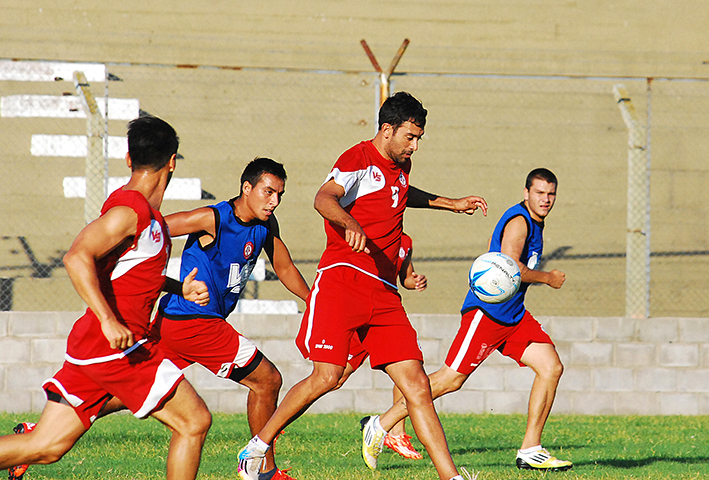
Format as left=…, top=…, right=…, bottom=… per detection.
left=548, top=269, right=566, bottom=289
left=183, top=267, right=210, bottom=306
left=100, top=316, right=135, bottom=350
left=452, top=196, right=488, bottom=216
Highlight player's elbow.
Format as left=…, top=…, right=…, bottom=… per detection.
left=62, top=250, right=81, bottom=277
left=313, top=191, right=328, bottom=215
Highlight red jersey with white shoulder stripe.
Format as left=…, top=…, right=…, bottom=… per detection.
left=66, top=188, right=172, bottom=363
left=318, top=140, right=410, bottom=286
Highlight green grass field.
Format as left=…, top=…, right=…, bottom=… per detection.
left=1, top=412, right=706, bottom=479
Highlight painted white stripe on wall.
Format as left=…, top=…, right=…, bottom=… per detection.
left=63, top=176, right=203, bottom=200
left=0, top=60, right=106, bottom=82
left=235, top=300, right=299, bottom=315
left=1, top=95, right=139, bottom=120
left=31, top=134, right=127, bottom=158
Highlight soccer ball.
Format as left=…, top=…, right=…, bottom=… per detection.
left=469, top=252, right=522, bottom=303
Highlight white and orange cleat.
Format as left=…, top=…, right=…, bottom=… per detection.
left=384, top=433, right=423, bottom=460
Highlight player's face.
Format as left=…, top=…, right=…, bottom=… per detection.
left=384, top=121, right=424, bottom=165
left=524, top=178, right=557, bottom=221
left=245, top=173, right=285, bottom=221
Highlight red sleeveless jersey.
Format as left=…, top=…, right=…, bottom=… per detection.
left=66, top=188, right=172, bottom=362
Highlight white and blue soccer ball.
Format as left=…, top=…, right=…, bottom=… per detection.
left=469, top=252, right=522, bottom=303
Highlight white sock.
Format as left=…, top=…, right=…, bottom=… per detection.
left=250, top=435, right=270, bottom=454
left=519, top=445, right=542, bottom=454
left=373, top=415, right=385, bottom=432
left=450, top=476, right=464, bottom=480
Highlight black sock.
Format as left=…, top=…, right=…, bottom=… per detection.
left=258, top=467, right=277, bottom=480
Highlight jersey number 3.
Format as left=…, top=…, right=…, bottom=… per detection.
left=391, top=186, right=400, bottom=208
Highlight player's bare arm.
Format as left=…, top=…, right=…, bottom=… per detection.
left=264, top=215, right=311, bottom=302
left=501, top=216, right=565, bottom=288
left=63, top=206, right=138, bottom=350
left=314, top=178, right=370, bottom=253
left=407, top=185, right=488, bottom=216
left=163, top=268, right=210, bottom=306
left=165, top=207, right=217, bottom=239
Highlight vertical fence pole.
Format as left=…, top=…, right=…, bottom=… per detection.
left=613, top=84, right=650, bottom=318
left=361, top=39, right=410, bottom=131
left=74, top=71, right=106, bottom=224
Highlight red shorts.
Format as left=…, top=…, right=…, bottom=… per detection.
left=296, top=266, right=422, bottom=369
left=347, top=336, right=369, bottom=371
left=445, top=309, right=553, bottom=375
left=151, top=311, right=259, bottom=378
left=43, top=341, right=184, bottom=429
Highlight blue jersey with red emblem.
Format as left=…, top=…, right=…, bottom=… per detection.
left=160, top=199, right=269, bottom=319
left=461, top=202, right=544, bottom=325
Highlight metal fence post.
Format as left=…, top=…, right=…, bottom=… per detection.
left=613, top=83, right=650, bottom=318
left=74, top=71, right=106, bottom=224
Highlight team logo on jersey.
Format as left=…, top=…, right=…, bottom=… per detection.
left=244, top=241, right=254, bottom=259
left=399, top=246, right=406, bottom=259
left=150, top=222, right=162, bottom=244
left=398, top=172, right=407, bottom=188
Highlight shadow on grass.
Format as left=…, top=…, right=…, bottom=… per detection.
left=450, top=443, right=588, bottom=456
left=576, top=456, right=709, bottom=468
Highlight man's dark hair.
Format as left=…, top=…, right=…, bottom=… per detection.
left=127, top=116, right=179, bottom=171
left=525, top=168, right=558, bottom=189
left=240, top=157, right=287, bottom=194
left=378, top=91, right=427, bottom=131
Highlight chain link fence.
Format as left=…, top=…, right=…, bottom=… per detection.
left=1, top=59, right=707, bottom=317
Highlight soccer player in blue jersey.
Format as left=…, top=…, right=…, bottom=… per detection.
left=94, top=157, right=308, bottom=480
left=156, top=157, right=309, bottom=480
left=374, top=168, right=572, bottom=472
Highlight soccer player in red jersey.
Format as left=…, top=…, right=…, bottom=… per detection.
left=237, top=92, right=487, bottom=480
left=0, top=116, right=212, bottom=480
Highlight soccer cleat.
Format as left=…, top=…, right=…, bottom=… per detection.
left=516, top=447, right=572, bottom=472
left=460, top=467, right=479, bottom=480
left=384, top=433, right=423, bottom=460
left=360, top=415, right=386, bottom=470
left=271, top=468, right=296, bottom=480
left=8, top=422, right=36, bottom=480
left=237, top=443, right=266, bottom=480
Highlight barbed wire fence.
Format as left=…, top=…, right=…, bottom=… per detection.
left=1, top=58, right=707, bottom=317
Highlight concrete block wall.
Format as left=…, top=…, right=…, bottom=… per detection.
left=1, top=312, right=708, bottom=416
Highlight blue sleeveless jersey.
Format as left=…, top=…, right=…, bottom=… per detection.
left=461, top=202, right=544, bottom=325
left=160, top=199, right=270, bottom=319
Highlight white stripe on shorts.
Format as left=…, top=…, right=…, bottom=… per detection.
left=216, top=335, right=258, bottom=378
left=65, top=339, right=148, bottom=365
left=133, top=359, right=184, bottom=419
left=449, top=309, right=484, bottom=372
left=40, top=378, right=85, bottom=408
left=303, top=270, right=324, bottom=355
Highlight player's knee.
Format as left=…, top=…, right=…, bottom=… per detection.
left=265, top=365, right=283, bottom=392
left=33, top=438, right=74, bottom=464
left=185, top=407, right=212, bottom=438
left=538, top=359, right=564, bottom=382
left=310, top=369, right=341, bottom=393
left=399, top=376, right=433, bottom=407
